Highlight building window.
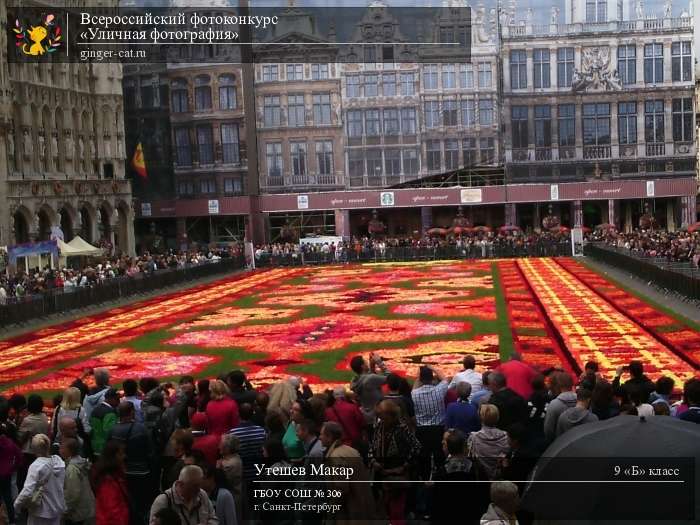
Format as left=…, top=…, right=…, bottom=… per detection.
left=583, top=103, right=611, bottom=145
left=288, top=94, right=305, bottom=127
left=346, top=76, right=361, bottom=97
left=266, top=142, right=283, bottom=179
left=316, top=141, right=333, bottom=179
left=443, top=100, right=458, bottom=126
left=171, top=78, right=188, bottom=113
left=423, top=64, right=438, bottom=89
left=311, top=63, right=329, bottom=80
left=461, top=99, right=475, bottom=126
left=462, top=138, right=477, bottom=166
left=383, top=73, right=397, bottom=96
left=558, top=104, right=575, bottom=146
left=348, top=150, right=364, bottom=179
left=586, top=0, right=607, bottom=22
left=196, top=125, right=214, bottom=164
left=442, top=64, right=456, bottom=89
left=479, top=99, right=493, bottom=126
left=364, top=74, right=379, bottom=97
left=313, top=93, right=331, bottom=125
left=385, top=149, right=401, bottom=177
left=672, top=98, right=693, bottom=142
left=557, top=48, right=574, bottom=87
left=290, top=142, right=307, bottom=180
left=199, top=179, right=216, bottom=194
left=444, top=139, right=459, bottom=170
left=402, top=149, right=419, bottom=175
left=644, top=100, right=665, bottom=143
left=424, top=101, right=440, bottom=128
left=224, top=177, right=242, bottom=194
left=534, top=106, right=552, bottom=147
left=262, top=65, right=278, bottom=82
left=512, top=106, right=528, bottom=149
left=533, top=49, right=551, bottom=89
left=426, top=140, right=441, bottom=170
left=477, top=62, right=492, bottom=88
left=194, top=75, right=212, bottom=111
left=366, top=150, right=383, bottom=181
left=400, top=72, right=416, bottom=95
left=286, top=64, right=303, bottom=81
left=263, top=95, right=281, bottom=127
left=383, top=108, right=399, bottom=135
left=174, top=127, right=191, bottom=166
left=644, top=44, right=664, bottom=84
left=618, top=102, right=637, bottom=144
left=140, top=82, right=154, bottom=109
left=178, top=181, right=194, bottom=195
left=401, top=107, right=417, bottom=134
left=347, top=110, right=363, bottom=137
left=364, top=46, right=377, bottom=63
left=617, top=45, right=636, bottom=85
left=220, top=123, right=240, bottom=164
left=510, top=50, right=527, bottom=89
left=218, top=74, right=236, bottom=110
left=365, top=109, right=381, bottom=136
left=672, top=42, right=692, bottom=82
left=460, top=65, right=474, bottom=88
left=480, top=137, right=495, bottom=164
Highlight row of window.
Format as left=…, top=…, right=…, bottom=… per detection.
left=174, top=123, right=240, bottom=166
left=265, top=140, right=335, bottom=180
left=171, top=74, right=238, bottom=113
left=177, top=177, right=244, bottom=196
left=510, top=98, right=693, bottom=149
left=348, top=149, right=420, bottom=180
left=509, top=42, right=692, bottom=90
left=262, top=64, right=330, bottom=82
left=262, top=93, right=333, bottom=127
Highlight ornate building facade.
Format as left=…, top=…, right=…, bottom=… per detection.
left=0, top=1, right=135, bottom=254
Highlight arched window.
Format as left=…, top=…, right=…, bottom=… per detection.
left=218, top=74, right=236, bottom=110
left=194, top=75, right=212, bottom=111
left=171, top=78, right=188, bottom=113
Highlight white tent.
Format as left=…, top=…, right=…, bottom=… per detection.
left=58, top=236, right=103, bottom=257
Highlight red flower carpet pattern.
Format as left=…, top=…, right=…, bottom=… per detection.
left=1, top=259, right=697, bottom=396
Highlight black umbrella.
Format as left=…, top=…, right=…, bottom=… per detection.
left=521, top=416, right=700, bottom=524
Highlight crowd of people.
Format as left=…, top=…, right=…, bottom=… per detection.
left=0, top=247, right=244, bottom=304
left=596, top=229, right=700, bottom=267
left=1, top=354, right=698, bottom=525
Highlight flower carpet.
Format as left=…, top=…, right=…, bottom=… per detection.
left=1, top=259, right=698, bottom=397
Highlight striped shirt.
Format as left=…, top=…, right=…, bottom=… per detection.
left=412, top=380, right=450, bottom=427
left=229, top=421, right=266, bottom=480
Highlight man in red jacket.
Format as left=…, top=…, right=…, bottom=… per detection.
left=496, top=352, right=538, bottom=400
left=324, top=387, right=365, bottom=447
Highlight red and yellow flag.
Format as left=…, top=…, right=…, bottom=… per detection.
left=132, top=142, right=147, bottom=178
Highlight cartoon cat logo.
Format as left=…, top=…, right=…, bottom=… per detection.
left=14, top=14, right=61, bottom=56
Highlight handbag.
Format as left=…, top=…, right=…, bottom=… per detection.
left=27, top=482, right=45, bottom=511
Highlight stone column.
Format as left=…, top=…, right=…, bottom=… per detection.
left=607, top=199, right=617, bottom=227
left=572, top=200, right=583, bottom=228
left=420, top=207, right=432, bottom=234
left=176, top=217, right=188, bottom=251
left=533, top=204, right=541, bottom=231
left=666, top=199, right=676, bottom=232
left=624, top=201, right=633, bottom=232
left=504, top=203, right=517, bottom=226
left=335, top=209, right=351, bottom=238
left=681, top=195, right=696, bottom=227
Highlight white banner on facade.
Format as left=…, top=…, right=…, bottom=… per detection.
left=460, top=188, right=483, bottom=203
left=550, top=184, right=559, bottom=201
left=141, top=202, right=152, bottom=217
left=208, top=199, right=220, bottom=215
left=380, top=191, right=395, bottom=206
left=646, top=181, right=655, bottom=197
left=297, top=194, right=309, bottom=209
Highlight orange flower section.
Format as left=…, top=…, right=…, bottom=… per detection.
left=518, top=258, right=695, bottom=384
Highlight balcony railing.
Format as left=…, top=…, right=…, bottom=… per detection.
left=317, top=174, right=338, bottom=185
left=535, top=148, right=552, bottom=161
left=646, top=143, right=666, bottom=156
left=583, top=145, right=611, bottom=159
left=291, top=174, right=310, bottom=185
left=503, top=17, right=692, bottom=38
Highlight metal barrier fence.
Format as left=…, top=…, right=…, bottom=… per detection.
left=0, top=257, right=245, bottom=328
left=585, top=244, right=700, bottom=301
left=256, top=242, right=573, bottom=267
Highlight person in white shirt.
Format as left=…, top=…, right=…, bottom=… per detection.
left=449, top=355, right=483, bottom=397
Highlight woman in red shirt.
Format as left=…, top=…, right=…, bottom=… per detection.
left=205, top=380, right=239, bottom=435
left=93, top=440, right=129, bottom=525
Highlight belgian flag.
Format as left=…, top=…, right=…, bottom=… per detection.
left=132, top=142, right=147, bottom=179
